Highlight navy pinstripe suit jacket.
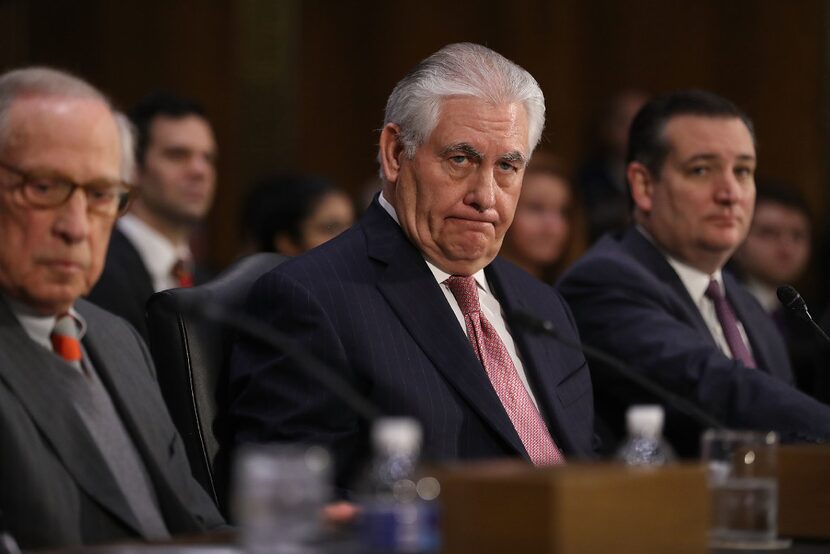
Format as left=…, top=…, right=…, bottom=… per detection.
left=229, top=201, right=595, bottom=486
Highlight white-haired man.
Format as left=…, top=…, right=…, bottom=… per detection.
left=0, top=67, right=224, bottom=548
left=229, top=43, right=595, bottom=489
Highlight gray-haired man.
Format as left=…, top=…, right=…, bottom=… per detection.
left=0, top=67, right=224, bottom=548
left=229, top=43, right=595, bottom=489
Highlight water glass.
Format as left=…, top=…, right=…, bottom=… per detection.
left=232, top=443, right=332, bottom=554
left=701, top=429, right=785, bottom=548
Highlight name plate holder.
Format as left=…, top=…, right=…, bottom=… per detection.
left=437, top=461, right=708, bottom=554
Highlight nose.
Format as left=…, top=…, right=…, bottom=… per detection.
left=52, top=188, right=91, bottom=243
left=713, top=170, right=744, bottom=205
left=465, top=168, right=497, bottom=212
left=187, top=154, right=214, bottom=181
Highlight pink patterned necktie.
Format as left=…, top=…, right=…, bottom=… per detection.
left=704, top=279, right=756, bottom=368
left=445, top=275, right=565, bottom=466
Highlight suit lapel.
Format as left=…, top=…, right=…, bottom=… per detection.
left=621, top=229, right=717, bottom=343
left=485, top=259, right=579, bottom=454
left=722, top=274, right=790, bottom=380
left=0, top=299, right=145, bottom=535
left=77, top=301, right=198, bottom=530
left=364, top=204, right=528, bottom=459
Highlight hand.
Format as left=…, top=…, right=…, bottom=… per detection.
left=322, top=501, right=359, bottom=525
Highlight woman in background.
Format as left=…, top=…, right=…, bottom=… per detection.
left=501, top=153, right=587, bottom=282
left=241, top=174, right=355, bottom=256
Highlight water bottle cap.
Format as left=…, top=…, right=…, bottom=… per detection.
left=626, top=405, right=664, bottom=439
left=372, top=417, right=422, bottom=455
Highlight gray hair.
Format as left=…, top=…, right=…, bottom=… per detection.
left=113, top=112, right=137, bottom=183
left=381, top=43, right=545, bottom=176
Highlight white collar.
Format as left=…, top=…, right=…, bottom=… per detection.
left=118, top=213, right=191, bottom=282
left=744, top=277, right=779, bottom=313
left=635, top=226, right=724, bottom=302
left=3, top=295, right=87, bottom=351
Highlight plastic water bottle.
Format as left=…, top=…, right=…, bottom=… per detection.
left=615, top=405, right=676, bottom=466
left=359, top=418, right=440, bottom=553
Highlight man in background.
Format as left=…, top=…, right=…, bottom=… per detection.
left=0, top=67, right=223, bottom=548
left=88, top=92, right=217, bottom=341
left=559, top=90, right=830, bottom=455
left=733, top=184, right=830, bottom=404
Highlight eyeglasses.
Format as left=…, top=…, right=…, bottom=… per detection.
left=0, top=158, right=134, bottom=216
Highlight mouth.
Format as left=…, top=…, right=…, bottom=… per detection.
left=706, top=214, right=741, bottom=226
left=40, top=259, right=87, bottom=273
left=446, top=215, right=498, bottom=227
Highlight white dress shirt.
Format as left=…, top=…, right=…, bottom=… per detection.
left=117, top=214, right=193, bottom=293
left=378, top=193, right=541, bottom=408
left=636, top=227, right=753, bottom=359
left=744, top=277, right=779, bottom=315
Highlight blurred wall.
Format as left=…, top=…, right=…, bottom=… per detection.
left=0, top=0, right=826, bottom=270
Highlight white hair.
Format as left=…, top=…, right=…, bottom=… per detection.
left=380, top=43, right=545, bottom=178
left=0, top=66, right=127, bottom=177
left=113, top=112, right=136, bottom=183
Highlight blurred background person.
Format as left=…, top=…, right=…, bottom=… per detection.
left=732, top=183, right=830, bottom=404
left=240, top=174, right=355, bottom=256
left=733, top=183, right=812, bottom=317
left=501, top=152, right=587, bottom=283
left=575, top=89, right=649, bottom=243
left=87, top=92, right=217, bottom=342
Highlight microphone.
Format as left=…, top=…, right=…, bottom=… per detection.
left=509, top=310, right=723, bottom=430
left=176, top=296, right=383, bottom=423
left=776, top=285, right=830, bottom=346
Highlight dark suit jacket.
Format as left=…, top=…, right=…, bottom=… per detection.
left=229, top=201, right=595, bottom=487
left=558, top=228, right=830, bottom=455
left=87, top=228, right=213, bottom=344
left=87, top=227, right=155, bottom=342
left=0, top=297, right=224, bottom=548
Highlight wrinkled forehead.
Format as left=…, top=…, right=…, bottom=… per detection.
left=431, top=97, right=530, bottom=157
left=1, top=96, right=121, bottom=177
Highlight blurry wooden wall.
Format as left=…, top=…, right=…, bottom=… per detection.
left=0, top=0, right=827, bottom=270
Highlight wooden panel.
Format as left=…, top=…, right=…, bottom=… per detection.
left=0, top=0, right=826, bottom=269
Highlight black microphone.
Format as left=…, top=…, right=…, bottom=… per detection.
left=776, top=285, right=830, bottom=346
left=509, top=309, right=724, bottom=430
left=176, top=296, right=383, bottom=423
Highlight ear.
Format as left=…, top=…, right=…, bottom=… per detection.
left=273, top=233, right=302, bottom=257
left=627, top=161, right=655, bottom=214
left=379, top=123, right=405, bottom=185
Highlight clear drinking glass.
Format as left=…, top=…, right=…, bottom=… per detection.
left=232, top=443, right=332, bottom=554
left=701, top=429, right=790, bottom=549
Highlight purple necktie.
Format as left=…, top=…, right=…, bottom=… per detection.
left=445, top=275, right=564, bottom=466
left=704, top=279, right=756, bottom=368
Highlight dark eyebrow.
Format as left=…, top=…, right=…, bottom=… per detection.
left=440, top=143, right=483, bottom=162
left=685, top=153, right=756, bottom=164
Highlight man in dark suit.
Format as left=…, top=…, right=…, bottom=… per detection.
left=230, top=43, right=595, bottom=488
left=558, top=90, right=830, bottom=456
left=87, top=93, right=217, bottom=342
left=0, top=68, right=223, bottom=547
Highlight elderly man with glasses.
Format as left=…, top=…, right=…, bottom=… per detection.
left=0, top=67, right=224, bottom=548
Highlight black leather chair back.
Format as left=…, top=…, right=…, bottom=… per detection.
left=146, top=252, right=285, bottom=513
